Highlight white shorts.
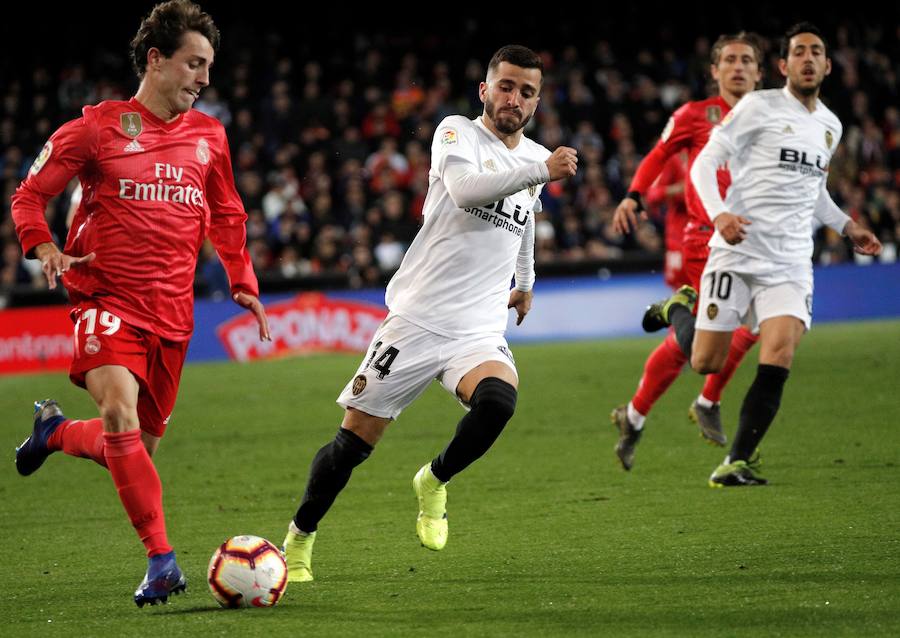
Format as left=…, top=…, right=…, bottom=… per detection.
left=695, top=250, right=814, bottom=333
left=336, top=314, right=518, bottom=419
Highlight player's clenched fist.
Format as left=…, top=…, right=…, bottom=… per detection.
left=545, top=146, right=578, bottom=180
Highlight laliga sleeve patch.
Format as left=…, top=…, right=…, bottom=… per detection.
left=29, top=141, right=53, bottom=175
left=720, top=110, right=735, bottom=127
left=660, top=117, right=675, bottom=142
left=440, top=128, right=458, bottom=146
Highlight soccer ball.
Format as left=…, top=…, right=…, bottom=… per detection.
left=207, top=535, right=288, bottom=608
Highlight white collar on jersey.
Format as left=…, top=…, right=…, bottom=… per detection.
left=475, top=116, right=525, bottom=152
left=782, top=85, right=823, bottom=115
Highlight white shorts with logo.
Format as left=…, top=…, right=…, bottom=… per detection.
left=336, top=313, right=518, bottom=419
left=695, top=249, right=814, bottom=333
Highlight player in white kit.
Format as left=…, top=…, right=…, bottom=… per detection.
left=648, top=23, right=881, bottom=487
left=281, top=45, right=578, bottom=580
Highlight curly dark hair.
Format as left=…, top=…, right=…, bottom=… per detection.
left=130, top=0, right=220, bottom=79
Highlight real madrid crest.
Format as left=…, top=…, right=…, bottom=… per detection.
left=707, top=303, right=719, bottom=320
left=85, top=335, right=102, bottom=355
left=196, top=138, right=210, bottom=164
left=824, top=130, right=833, bottom=149
left=120, top=113, right=142, bottom=138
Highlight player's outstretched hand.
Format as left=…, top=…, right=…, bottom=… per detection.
left=508, top=289, right=533, bottom=326
left=845, top=220, right=883, bottom=256
left=233, top=291, right=272, bottom=342
left=545, top=146, right=578, bottom=181
left=34, top=241, right=95, bottom=290
left=612, top=197, right=646, bottom=234
left=714, top=212, right=751, bottom=245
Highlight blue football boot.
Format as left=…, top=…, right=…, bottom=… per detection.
left=134, top=551, right=187, bottom=607
left=15, top=400, right=67, bottom=476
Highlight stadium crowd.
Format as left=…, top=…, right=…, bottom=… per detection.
left=1, top=17, right=897, bottom=299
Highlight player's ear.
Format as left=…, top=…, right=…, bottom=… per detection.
left=478, top=81, right=488, bottom=104
left=824, top=58, right=832, bottom=77
left=147, top=47, right=163, bottom=72
left=777, top=58, right=788, bottom=78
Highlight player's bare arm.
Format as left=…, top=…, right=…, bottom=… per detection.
left=34, top=241, right=96, bottom=290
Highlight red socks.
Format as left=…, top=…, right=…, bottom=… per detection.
left=701, top=326, right=759, bottom=403
left=47, top=418, right=108, bottom=468
left=103, top=430, right=172, bottom=558
left=631, top=332, right=688, bottom=416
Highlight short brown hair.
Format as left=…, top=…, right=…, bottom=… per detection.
left=488, top=45, right=543, bottom=76
left=130, top=0, right=220, bottom=79
left=711, top=31, right=764, bottom=67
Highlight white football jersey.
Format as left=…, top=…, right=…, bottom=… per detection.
left=692, top=87, right=843, bottom=263
left=385, top=115, right=551, bottom=337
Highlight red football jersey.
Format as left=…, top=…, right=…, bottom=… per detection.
left=12, top=98, right=258, bottom=341
left=628, top=95, right=733, bottom=251
left=645, top=153, right=688, bottom=254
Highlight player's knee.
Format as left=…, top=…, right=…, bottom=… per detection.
left=760, top=345, right=795, bottom=369
left=97, top=399, right=139, bottom=432
left=691, top=351, right=724, bottom=375
left=470, top=377, right=518, bottom=426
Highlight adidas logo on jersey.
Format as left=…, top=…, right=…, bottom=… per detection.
left=782, top=125, right=794, bottom=134
left=124, top=139, right=145, bottom=153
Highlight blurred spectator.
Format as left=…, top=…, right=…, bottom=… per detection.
left=1, top=14, right=897, bottom=300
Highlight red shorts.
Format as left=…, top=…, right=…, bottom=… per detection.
left=69, top=303, right=189, bottom=438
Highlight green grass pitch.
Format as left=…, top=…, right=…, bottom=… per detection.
left=2, top=320, right=898, bottom=637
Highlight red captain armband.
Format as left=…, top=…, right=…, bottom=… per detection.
left=625, top=191, right=644, bottom=213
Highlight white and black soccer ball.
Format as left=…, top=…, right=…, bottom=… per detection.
left=207, top=535, right=288, bottom=608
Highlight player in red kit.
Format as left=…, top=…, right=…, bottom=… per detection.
left=609, top=32, right=764, bottom=470
left=644, top=153, right=690, bottom=290
left=11, top=0, right=270, bottom=606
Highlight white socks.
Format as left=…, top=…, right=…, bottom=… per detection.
left=626, top=402, right=646, bottom=430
